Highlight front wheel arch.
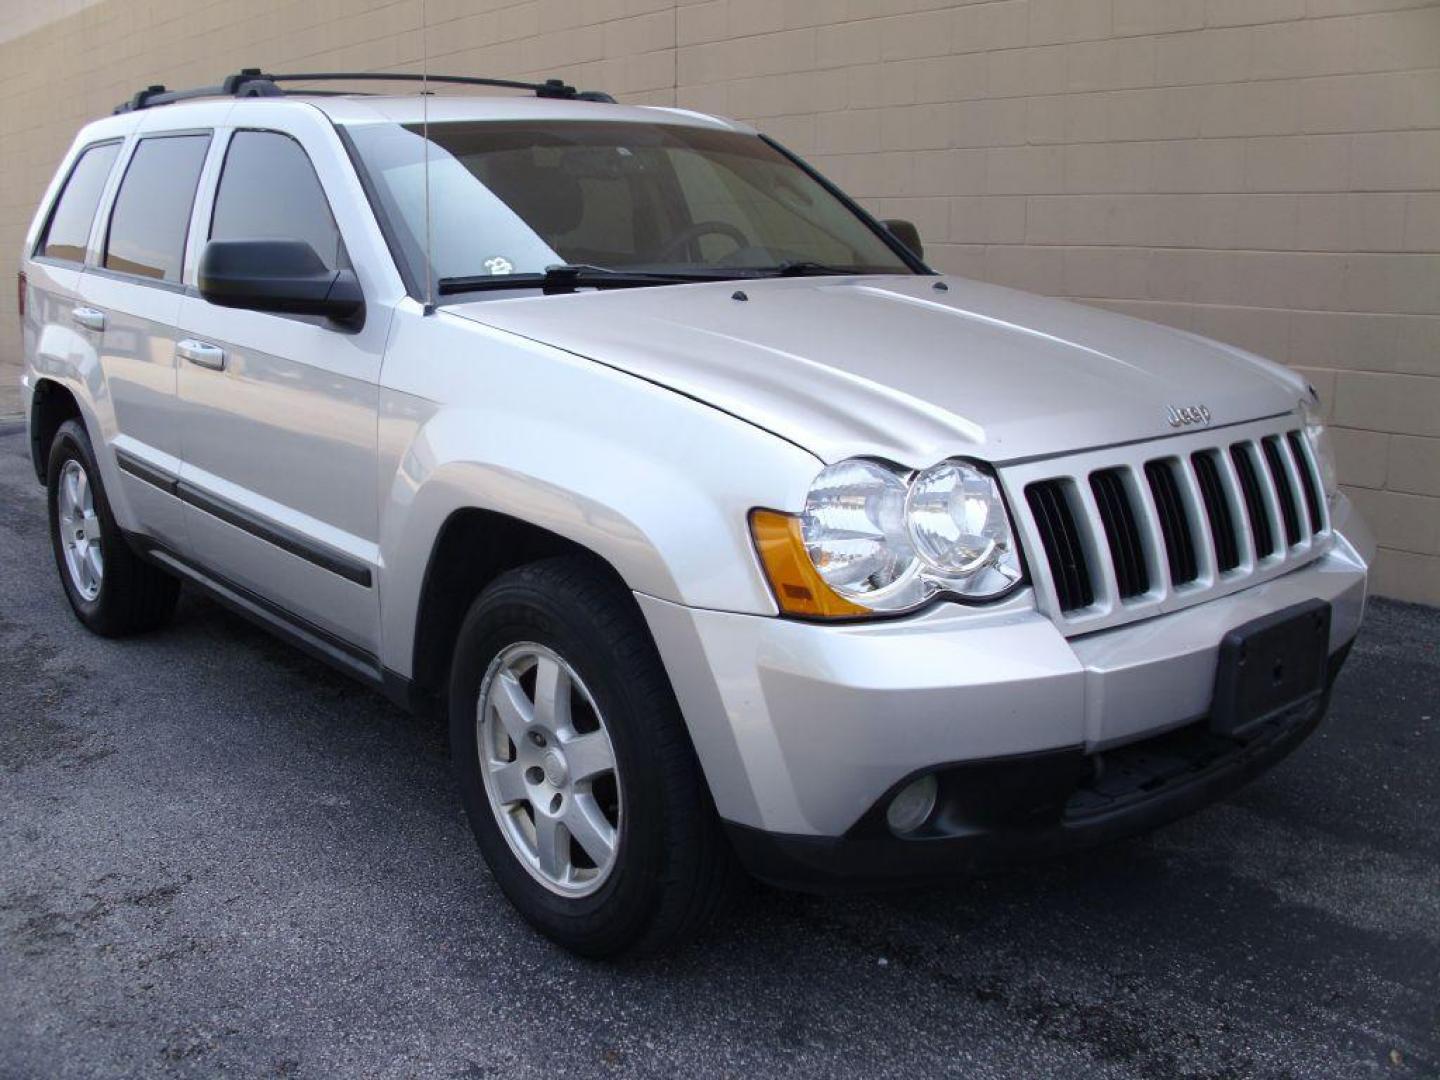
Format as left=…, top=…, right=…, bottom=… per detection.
left=409, top=507, right=634, bottom=705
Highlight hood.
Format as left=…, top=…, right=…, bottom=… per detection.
left=445, top=274, right=1306, bottom=466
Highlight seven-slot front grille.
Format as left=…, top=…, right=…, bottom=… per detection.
left=1009, top=420, right=1331, bottom=631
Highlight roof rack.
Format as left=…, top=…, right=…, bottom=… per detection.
left=114, top=68, right=617, bottom=114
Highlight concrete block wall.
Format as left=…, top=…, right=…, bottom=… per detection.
left=0, top=0, right=1436, bottom=603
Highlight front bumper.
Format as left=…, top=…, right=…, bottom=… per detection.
left=724, top=642, right=1349, bottom=892
left=636, top=507, right=1371, bottom=880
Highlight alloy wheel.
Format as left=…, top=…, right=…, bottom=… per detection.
left=476, top=643, right=622, bottom=896
left=57, top=458, right=103, bottom=601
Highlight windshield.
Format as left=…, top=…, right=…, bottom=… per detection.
left=343, top=120, right=914, bottom=294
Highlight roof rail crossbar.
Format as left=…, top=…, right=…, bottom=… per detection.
left=114, top=77, right=282, bottom=113
left=115, top=68, right=615, bottom=113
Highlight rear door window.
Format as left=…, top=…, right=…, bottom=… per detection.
left=104, top=133, right=211, bottom=282
left=210, top=130, right=346, bottom=270
left=38, top=141, right=122, bottom=264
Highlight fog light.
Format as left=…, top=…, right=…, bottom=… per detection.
left=886, top=774, right=938, bottom=834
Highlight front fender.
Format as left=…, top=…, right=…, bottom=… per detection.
left=374, top=306, right=823, bottom=677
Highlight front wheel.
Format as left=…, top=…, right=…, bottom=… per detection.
left=449, top=556, right=739, bottom=957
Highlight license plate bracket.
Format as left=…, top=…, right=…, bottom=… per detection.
left=1211, top=599, right=1331, bottom=737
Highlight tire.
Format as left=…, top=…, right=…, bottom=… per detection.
left=449, top=555, right=740, bottom=957
left=46, top=419, right=180, bottom=636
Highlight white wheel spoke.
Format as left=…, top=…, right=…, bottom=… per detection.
left=564, top=796, right=616, bottom=866
left=85, top=546, right=103, bottom=587
left=533, top=810, right=568, bottom=881
left=562, top=731, right=614, bottom=783
left=491, top=671, right=534, bottom=744
left=489, top=761, right=528, bottom=805
left=65, top=468, right=80, bottom=511
left=57, top=461, right=103, bottom=601
left=531, top=654, right=571, bottom=731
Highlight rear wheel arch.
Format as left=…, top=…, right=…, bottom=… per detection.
left=29, top=378, right=83, bottom=484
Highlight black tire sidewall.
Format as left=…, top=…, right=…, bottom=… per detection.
left=449, top=569, right=676, bottom=954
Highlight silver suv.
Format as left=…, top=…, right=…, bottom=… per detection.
left=19, top=71, right=1372, bottom=956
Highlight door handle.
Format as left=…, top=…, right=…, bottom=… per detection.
left=177, top=339, right=226, bottom=371
left=71, top=306, right=106, bottom=332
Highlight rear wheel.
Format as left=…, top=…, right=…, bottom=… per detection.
left=46, top=419, right=179, bottom=636
left=449, top=556, right=740, bottom=957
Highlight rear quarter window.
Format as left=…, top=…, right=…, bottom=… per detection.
left=104, top=133, right=211, bottom=282
left=37, top=141, right=122, bottom=264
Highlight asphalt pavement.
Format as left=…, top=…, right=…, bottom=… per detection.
left=1, top=421, right=1437, bottom=1079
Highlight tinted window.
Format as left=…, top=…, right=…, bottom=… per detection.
left=105, top=134, right=211, bottom=282
left=39, top=142, right=121, bottom=263
left=210, top=131, right=344, bottom=270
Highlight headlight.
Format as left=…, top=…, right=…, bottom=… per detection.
left=905, top=460, right=1024, bottom=597
left=800, top=458, right=921, bottom=609
left=1301, top=390, right=1339, bottom=503
left=752, top=457, right=1024, bottom=618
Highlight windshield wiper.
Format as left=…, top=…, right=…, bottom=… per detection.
left=747, top=260, right=861, bottom=278
left=437, top=264, right=729, bottom=297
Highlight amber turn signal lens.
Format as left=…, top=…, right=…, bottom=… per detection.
left=749, top=509, right=868, bottom=618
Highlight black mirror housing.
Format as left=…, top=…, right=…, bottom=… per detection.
left=882, top=218, right=924, bottom=262
left=198, top=239, right=364, bottom=328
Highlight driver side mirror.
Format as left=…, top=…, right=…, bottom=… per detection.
left=198, top=239, right=364, bottom=329
left=882, top=219, right=924, bottom=262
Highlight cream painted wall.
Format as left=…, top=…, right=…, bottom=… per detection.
left=1, top=0, right=1437, bottom=602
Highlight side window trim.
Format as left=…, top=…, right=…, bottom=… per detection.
left=100, top=128, right=214, bottom=289
left=183, top=125, right=232, bottom=289
left=31, top=138, right=124, bottom=265
left=86, top=265, right=190, bottom=294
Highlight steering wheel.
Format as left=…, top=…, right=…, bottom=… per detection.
left=653, top=220, right=750, bottom=264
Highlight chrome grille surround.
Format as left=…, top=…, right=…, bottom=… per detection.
left=1001, top=414, right=1333, bottom=637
